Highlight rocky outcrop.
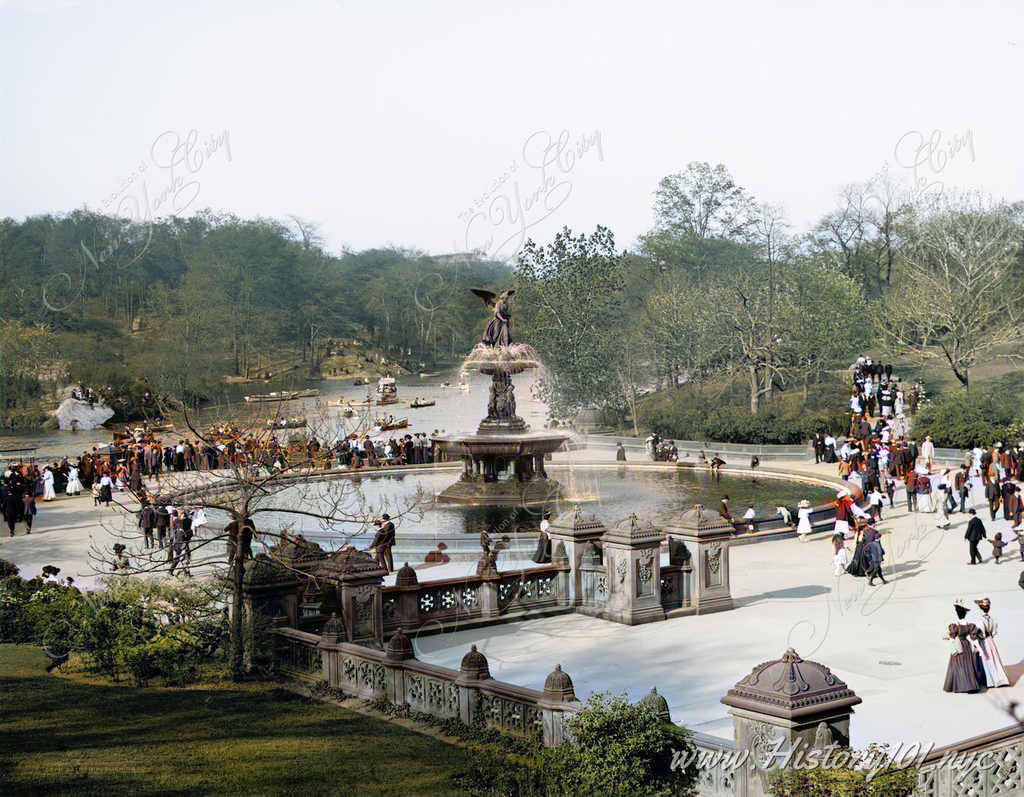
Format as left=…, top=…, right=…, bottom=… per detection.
left=52, top=398, right=114, bottom=431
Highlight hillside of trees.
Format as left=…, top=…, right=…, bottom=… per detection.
left=512, top=165, right=1023, bottom=437
left=0, top=211, right=511, bottom=426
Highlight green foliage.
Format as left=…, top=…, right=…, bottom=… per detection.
left=0, top=573, right=46, bottom=643
left=515, top=226, right=629, bottom=417
left=637, top=382, right=849, bottom=444
left=912, top=373, right=1024, bottom=448
left=2, top=211, right=514, bottom=424
left=0, top=565, right=226, bottom=682
left=557, top=692, right=698, bottom=797
left=767, top=744, right=919, bottom=797
left=122, top=630, right=204, bottom=686
left=454, top=692, right=698, bottom=797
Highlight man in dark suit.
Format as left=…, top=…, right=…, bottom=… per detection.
left=954, top=466, right=971, bottom=513
left=866, top=536, right=887, bottom=585
left=985, top=479, right=1001, bottom=522
left=370, top=514, right=395, bottom=572
left=965, top=509, right=987, bottom=565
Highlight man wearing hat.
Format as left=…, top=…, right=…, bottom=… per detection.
left=369, top=514, right=395, bottom=572
left=964, top=509, right=987, bottom=565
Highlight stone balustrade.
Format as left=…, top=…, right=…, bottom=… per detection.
left=274, top=626, right=580, bottom=747
left=379, top=563, right=571, bottom=636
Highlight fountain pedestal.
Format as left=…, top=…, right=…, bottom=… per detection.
left=432, top=354, right=568, bottom=507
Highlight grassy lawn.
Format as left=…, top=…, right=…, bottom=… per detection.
left=888, top=345, right=1022, bottom=398
left=0, top=645, right=471, bottom=797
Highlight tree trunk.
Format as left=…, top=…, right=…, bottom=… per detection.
left=749, top=364, right=760, bottom=414
left=230, top=523, right=246, bottom=682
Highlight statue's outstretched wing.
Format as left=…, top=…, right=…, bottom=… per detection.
left=470, top=288, right=498, bottom=307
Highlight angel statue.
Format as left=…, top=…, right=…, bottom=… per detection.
left=471, top=288, right=515, bottom=347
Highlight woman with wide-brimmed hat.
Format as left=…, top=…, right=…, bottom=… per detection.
left=796, top=499, right=813, bottom=541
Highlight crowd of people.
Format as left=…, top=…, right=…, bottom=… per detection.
left=820, top=356, right=1024, bottom=602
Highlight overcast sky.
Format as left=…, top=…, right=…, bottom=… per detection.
left=3, top=0, right=1022, bottom=261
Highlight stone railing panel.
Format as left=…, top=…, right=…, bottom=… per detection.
left=276, top=628, right=324, bottom=679
left=916, top=726, right=1024, bottom=797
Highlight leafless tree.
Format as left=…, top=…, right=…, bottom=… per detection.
left=878, top=193, right=1022, bottom=391
left=90, top=399, right=424, bottom=681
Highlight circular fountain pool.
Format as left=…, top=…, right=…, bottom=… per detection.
left=228, top=464, right=837, bottom=563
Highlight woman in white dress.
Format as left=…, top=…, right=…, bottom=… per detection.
left=973, top=598, right=1010, bottom=687
left=796, top=499, right=813, bottom=541
left=42, top=468, right=56, bottom=501
left=191, top=506, right=208, bottom=535
left=65, top=466, right=83, bottom=496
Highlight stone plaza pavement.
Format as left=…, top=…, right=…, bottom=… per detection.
left=415, top=462, right=1024, bottom=751
left=3, top=462, right=1022, bottom=750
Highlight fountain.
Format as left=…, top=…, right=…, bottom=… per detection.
left=432, top=289, right=568, bottom=506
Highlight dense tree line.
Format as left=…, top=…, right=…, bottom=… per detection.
left=514, top=164, right=1024, bottom=430
left=0, top=210, right=510, bottom=424
left=3, top=167, right=1021, bottom=432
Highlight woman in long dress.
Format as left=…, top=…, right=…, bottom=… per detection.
left=846, top=525, right=871, bottom=577
left=973, top=598, right=1010, bottom=688
left=943, top=602, right=983, bottom=693
left=41, top=468, right=56, bottom=501
left=935, top=487, right=950, bottom=529
left=98, top=474, right=113, bottom=506
left=531, top=513, right=552, bottom=563
left=65, top=466, right=83, bottom=496
left=191, top=506, right=208, bottom=535
left=796, top=500, right=813, bottom=541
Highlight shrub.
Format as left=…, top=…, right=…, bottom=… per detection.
left=637, top=382, right=849, bottom=445
left=453, top=692, right=698, bottom=797
left=0, top=564, right=226, bottom=682
left=0, top=560, right=21, bottom=579
left=123, top=631, right=204, bottom=686
left=767, top=743, right=919, bottom=797
left=912, top=376, right=1023, bottom=449
left=556, top=692, right=698, bottom=797
left=0, top=574, right=38, bottom=643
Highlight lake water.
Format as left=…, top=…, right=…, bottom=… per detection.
left=1, top=367, right=550, bottom=463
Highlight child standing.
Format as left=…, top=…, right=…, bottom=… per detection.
left=990, top=532, right=1005, bottom=564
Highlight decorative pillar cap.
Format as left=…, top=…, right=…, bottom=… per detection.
left=395, top=563, right=419, bottom=587
left=721, top=648, right=862, bottom=720
left=302, top=579, right=322, bottom=602
left=549, top=505, right=608, bottom=539
left=542, top=664, right=577, bottom=703
left=457, top=644, right=491, bottom=682
left=320, top=612, right=347, bottom=643
left=602, top=513, right=665, bottom=546
left=385, top=627, right=415, bottom=662
left=664, top=504, right=735, bottom=538
left=638, top=687, right=672, bottom=723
